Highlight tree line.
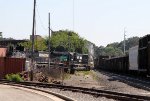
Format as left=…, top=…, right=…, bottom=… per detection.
left=21, top=30, right=88, bottom=54
left=94, top=36, right=139, bottom=58
left=0, top=31, right=140, bottom=57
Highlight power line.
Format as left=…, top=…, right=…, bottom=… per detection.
left=36, top=6, right=47, bottom=31
left=36, top=5, right=54, bottom=33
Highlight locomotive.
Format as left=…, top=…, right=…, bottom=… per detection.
left=51, top=51, right=90, bottom=70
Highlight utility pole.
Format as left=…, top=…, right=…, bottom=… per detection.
left=68, top=32, right=71, bottom=68
left=31, top=0, right=36, bottom=81
left=124, top=28, right=126, bottom=55
left=48, top=13, right=51, bottom=70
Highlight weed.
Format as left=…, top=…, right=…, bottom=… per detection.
left=76, top=71, right=91, bottom=76
left=63, top=73, right=71, bottom=80
left=90, top=71, right=99, bottom=80
left=5, top=74, right=23, bottom=82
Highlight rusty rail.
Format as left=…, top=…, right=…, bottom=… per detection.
left=0, top=80, right=149, bottom=101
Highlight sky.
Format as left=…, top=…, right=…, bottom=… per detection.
left=0, top=0, right=150, bottom=46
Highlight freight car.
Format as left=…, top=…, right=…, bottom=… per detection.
left=95, top=56, right=128, bottom=73
left=95, top=34, right=150, bottom=76
left=106, top=56, right=128, bottom=73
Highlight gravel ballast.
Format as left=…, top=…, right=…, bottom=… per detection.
left=22, top=70, right=150, bottom=101
left=37, top=70, right=150, bottom=101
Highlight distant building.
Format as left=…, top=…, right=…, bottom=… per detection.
left=0, top=39, right=28, bottom=56
left=30, top=35, right=43, bottom=41
left=0, top=39, right=27, bottom=47
left=0, top=47, right=7, bottom=57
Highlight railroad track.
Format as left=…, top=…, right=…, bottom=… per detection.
left=98, top=70, right=150, bottom=91
left=0, top=80, right=150, bottom=101
left=0, top=80, right=74, bottom=101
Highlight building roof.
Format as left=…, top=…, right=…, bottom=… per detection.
left=0, top=39, right=28, bottom=46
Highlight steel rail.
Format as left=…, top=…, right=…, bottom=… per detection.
left=0, top=80, right=150, bottom=101
left=0, top=80, right=75, bottom=101
left=98, top=70, right=150, bottom=91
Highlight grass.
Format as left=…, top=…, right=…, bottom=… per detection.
left=75, top=70, right=91, bottom=76
left=75, top=70, right=99, bottom=80
left=90, top=71, right=98, bottom=80
left=5, top=74, right=23, bottom=82
left=62, top=70, right=99, bottom=81
left=63, top=73, right=71, bottom=80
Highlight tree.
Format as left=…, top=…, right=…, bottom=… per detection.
left=20, top=38, right=47, bottom=51
left=97, top=46, right=123, bottom=57
left=107, top=42, right=119, bottom=48
left=108, top=37, right=139, bottom=51
left=94, top=36, right=139, bottom=57
left=45, top=30, right=88, bottom=54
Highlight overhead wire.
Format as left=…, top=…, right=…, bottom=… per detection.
left=35, top=0, right=77, bottom=33
left=36, top=5, right=54, bottom=33
left=35, top=0, right=75, bottom=32
left=36, top=5, right=47, bottom=31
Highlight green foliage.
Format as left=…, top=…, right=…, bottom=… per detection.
left=34, top=38, right=47, bottom=51
left=0, top=31, right=93, bottom=55
left=20, top=38, right=47, bottom=51
left=20, top=30, right=88, bottom=53
left=76, top=71, right=91, bottom=76
left=5, top=74, right=23, bottom=82
left=46, top=30, right=88, bottom=54
left=94, top=36, right=139, bottom=57
left=107, top=36, right=139, bottom=51
left=20, top=41, right=32, bottom=50
left=105, top=46, right=123, bottom=56
left=5, top=74, right=11, bottom=81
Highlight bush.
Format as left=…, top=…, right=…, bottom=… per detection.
left=5, top=74, right=11, bottom=81
left=5, top=74, right=23, bottom=82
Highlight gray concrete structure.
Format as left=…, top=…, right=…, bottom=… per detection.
left=0, top=85, right=64, bottom=101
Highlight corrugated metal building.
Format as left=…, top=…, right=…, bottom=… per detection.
left=0, top=47, right=26, bottom=79
left=0, top=57, right=25, bottom=79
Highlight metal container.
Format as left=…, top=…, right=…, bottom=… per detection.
left=138, top=47, right=147, bottom=72
left=5, top=58, right=26, bottom=75
left=105, top=56, right=128, bottom=73
left=129, top=46, right=138, bottom=71
left=147, top=42, right=150, bottom=75
left=139, top=35, right=150, bottom=48
left=0, top=57, right=26, bottom=78
left=25, top=60, right=30, bottom=71
left=0, top=58, right=5, bottom=78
